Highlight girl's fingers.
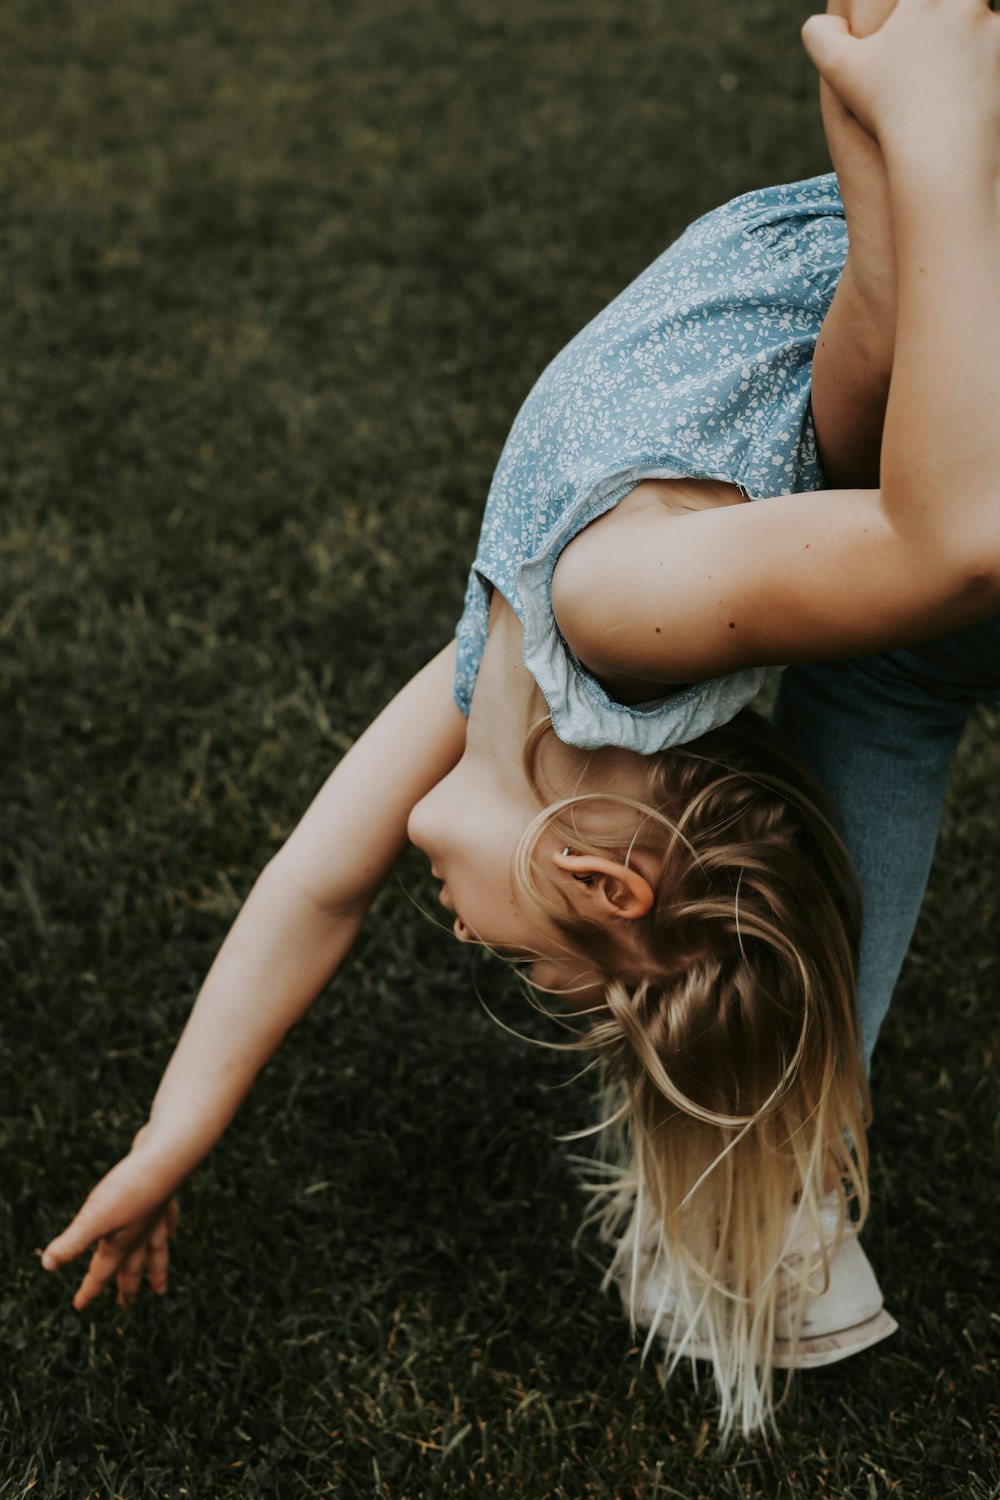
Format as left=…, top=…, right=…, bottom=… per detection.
left=42, top=1154, right=179, bottom=1273
left=42, top=1172, right=143, bottom=1270
left=72, top=1239, right=126, bottom=1311
left=802, top=12, right=856, bottom=85
left=827, top=0, right=898, bottom=38
left=41, top=1202, right=106, bottom=1271
left=146, top=1214, right=171, bottom=1295
left=802, top=12, right=888, bottom=137
left=116, top=1244, right=148, bottom=1310
left=60, top=1208, right=176, bottom=1308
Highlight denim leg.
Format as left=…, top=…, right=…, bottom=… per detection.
left=772, top=619, right=1000, bottom=1072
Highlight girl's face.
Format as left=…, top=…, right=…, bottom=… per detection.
left=407, top=755, right=600, bottom=998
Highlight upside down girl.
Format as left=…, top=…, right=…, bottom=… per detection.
left=40, top=0, right=1000, bottom=1436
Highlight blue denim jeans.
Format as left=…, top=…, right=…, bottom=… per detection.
left=773, top=617, right=1000, bottom=1072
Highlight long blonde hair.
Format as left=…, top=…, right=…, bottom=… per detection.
left=512, top=710, right=870, bottom=1437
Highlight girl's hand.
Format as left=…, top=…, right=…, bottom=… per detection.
left=38, top=645, right=466, bottom=1314
left=41, top=1127, right=183, bottom=1310
left=809, top=0, right=898, bottom=487
left=827, top=0, right=897, bottom=31
left=804, top=0, right=1000, bottom=163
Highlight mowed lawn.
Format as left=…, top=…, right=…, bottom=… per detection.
left=1, top=0, right=998, bottom=1495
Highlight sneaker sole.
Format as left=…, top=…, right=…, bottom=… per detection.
left=771, top=1306, right=899, bottom=1369
left=664, top=1306, right=898, bottom=1370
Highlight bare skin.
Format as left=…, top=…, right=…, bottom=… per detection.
left=553, top=2, right=1000, bottom=692
left=408, top=594, right=658, bottom=994
left=39, top=0, right=1000, bottom=1311
left=812, top=0, right=899, bottom=486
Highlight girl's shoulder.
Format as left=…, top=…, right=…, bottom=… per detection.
left=453, top=175, right=847, bottom=747
left=647, top=171, right=848, bottom=311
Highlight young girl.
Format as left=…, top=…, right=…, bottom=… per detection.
left=40, top=0, right=1000, bottom=1438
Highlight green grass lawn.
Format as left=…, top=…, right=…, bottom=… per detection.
left=2, top=0, right=998, bottom=1495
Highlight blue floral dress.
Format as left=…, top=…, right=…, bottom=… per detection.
left=453, top=173, right=848, bottom=752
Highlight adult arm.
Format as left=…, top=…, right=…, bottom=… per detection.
left=41, top=641, right=467, bottom=1307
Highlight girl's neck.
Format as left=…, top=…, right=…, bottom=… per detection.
left=467, top=590, right=650, bottom=806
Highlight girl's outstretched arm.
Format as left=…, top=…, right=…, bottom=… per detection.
left=41, top=642, right=467, bottom=1309
left=554, top=0, right=1000, bottom=687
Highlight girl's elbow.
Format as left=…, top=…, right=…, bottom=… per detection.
left=968, top=561, right=1000, bottom=616
left=943, top=538, right=1000, bottom=621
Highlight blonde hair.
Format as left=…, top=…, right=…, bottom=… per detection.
left=512, top=710, right=870, bottom=1438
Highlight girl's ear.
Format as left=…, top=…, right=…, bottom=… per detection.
left=552, top=849, right=654, bottom=920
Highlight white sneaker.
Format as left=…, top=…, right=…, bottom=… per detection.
left=614, top=1199, right=898, bottom=1370
left=772, top=1205, right=898, bottom=1367
left=773, top=1303, right=899, bottom=1369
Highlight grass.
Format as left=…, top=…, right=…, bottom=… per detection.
left=2, top=0, right=998, bottom=1495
